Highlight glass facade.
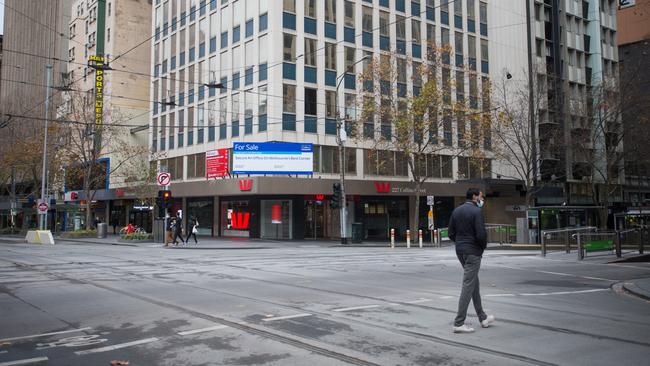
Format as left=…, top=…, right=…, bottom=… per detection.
left=260, top=200, right=292, bottom=239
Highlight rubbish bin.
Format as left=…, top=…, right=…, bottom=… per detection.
left=351, top=222, right=363, bottom=243
left=96, top=223, right=107, bottom=238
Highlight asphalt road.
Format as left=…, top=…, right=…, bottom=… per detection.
left=0, top=240, right=649, bottom=366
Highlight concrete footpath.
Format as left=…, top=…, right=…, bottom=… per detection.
left=622, top=278, right=650, bottom=301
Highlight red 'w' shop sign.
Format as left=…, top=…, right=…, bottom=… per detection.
left=206, top=148, right=229, bottom=179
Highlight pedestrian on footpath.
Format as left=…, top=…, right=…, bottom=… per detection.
left=185, top=216, right=199, bottom=245
left=448, top=188, right=495, bottom=333
left=172, top=217, right=184, bottom=246
left=111, top=217, right=119, bottom=235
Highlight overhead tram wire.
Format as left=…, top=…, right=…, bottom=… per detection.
left=0, top=0, right=96, bottom=120
left=4, top=105, right=501, bottom=132
left=111, top=0, right=466, bottom=90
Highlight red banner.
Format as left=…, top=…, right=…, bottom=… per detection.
left=206, top=148, right=229, bottom=179
left=272, top=204, right=282, bottom=224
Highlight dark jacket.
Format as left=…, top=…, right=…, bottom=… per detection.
left=448, top=201, right=487, bottom=256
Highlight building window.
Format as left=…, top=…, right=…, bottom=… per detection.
left=305, top=0, right=316, bottom=18
left=187, top=153, right=206, bottom=178
left=283, top=84, right=296, bottom=113
left=345, top=1, right=355, bottom=28
left=304, top=87, right=318, bottom=116
left=284, top=0, right=295, bottom=13
left=325, top=0, right=336, bottom=23
left=284, top=33, right=296, bottom=61
left=325, top=42, right=336, bottom=70
left=304, top=38, right=317, bottom=66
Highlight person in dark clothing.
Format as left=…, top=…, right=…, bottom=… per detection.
left=111, top=217, right=118, bottom=235
left=448, top=188, right=495, bottom=333
left=171, top=217, right=184, bottom=246
left=185, top=216, right=199, bottom=245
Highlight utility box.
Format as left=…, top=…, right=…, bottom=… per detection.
left=351, top=223, right=363, bottom=243
left=516, top=218, right=528, bottom=244
left=153, top=219, right=165, bottom=243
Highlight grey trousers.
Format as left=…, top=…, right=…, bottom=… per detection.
left=454, top=253, right=487, bottom=327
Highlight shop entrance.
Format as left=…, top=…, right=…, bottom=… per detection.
left=129, top=210, right=152, bottom=232
left=304, top=200, right=328, bottom=239
left=360, top=198, right=409, bottom=240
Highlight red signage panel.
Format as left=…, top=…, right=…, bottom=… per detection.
left=206, top=148, right=229, bottom=179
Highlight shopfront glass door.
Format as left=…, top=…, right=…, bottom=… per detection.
left=305, top=201, right=326, bottom=239
left=261, top=200, right=292, bottom=240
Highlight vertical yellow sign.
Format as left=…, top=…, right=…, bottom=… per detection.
left=88, top=55, right=105, bottom=128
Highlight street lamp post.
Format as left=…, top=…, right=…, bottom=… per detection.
left=335, top=55, right=369, bottom=244
left=39, top=64, right=53, bottom=230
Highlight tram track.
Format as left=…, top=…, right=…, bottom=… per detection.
left=4, top=250, right=649, bottom=366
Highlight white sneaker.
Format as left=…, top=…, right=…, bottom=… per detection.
left=481, top=315, right=495, bottom=328
left=453, top=324, right=475, bottom=333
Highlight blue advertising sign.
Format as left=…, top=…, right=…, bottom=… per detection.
left=232, top=142, right=314, bottom=175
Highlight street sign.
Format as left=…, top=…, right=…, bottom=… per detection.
left=427, top=209, right=434, bottom=230
left=427, top=195, right=435, bottom=206
left=38, top=202, right=49, bottom=214
left=506, top=205, right=527, bottom=212
left=157, top=172, right=171, bottom=187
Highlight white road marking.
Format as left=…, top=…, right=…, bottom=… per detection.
left=405, top=298, right=433, bottom=304
left=74, top=337, right=159, bottom=355
left=0, top=327, right=92, bottom=343
left=332, top=305, right=381, bottom=312
left=439, top=296, right=455, bottom=299
left=484, top=289, right=608, bottom=297
left=0, top=357, right=49, bottom=366
left=494, top=264, right=617, bottom=282
left=261, top=313, right=312, bottom=322
left=0, top=351, right=7, bottom=354
left=520, top=289, right=608, bottom=296
left=177, top=325, right=229, bottom=336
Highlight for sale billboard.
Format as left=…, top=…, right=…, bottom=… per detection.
left=206, top=148, right=229, bottom=179
left=232, top=142, right=313, bottom=175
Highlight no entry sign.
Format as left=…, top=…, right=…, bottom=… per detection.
left=157, top=172, right=171, bottom=187
left=38, top=202, right=49, bottom=214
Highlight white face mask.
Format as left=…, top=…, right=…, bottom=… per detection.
left=477, top=199, right=485, bottom=208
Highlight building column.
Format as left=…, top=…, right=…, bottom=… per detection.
left=408, top=195, right=417, bottom=231
left=182, top=197, right=187, bottom=236
left=213, top=196, right=220, bottom=237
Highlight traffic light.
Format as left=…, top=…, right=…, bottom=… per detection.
left=162, top=190, right=172, bottom=208
left=330, top=183, right=341, bottom=209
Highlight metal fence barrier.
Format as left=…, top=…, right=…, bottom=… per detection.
left=541, top=227, right=597, bottom=257
left=617, top=227, right=647, bottom=256
left=486, top=224, right=517, bottom=245
left=548, top=227, right=647, bottom=260
left=574, top=232, right=617, bottom=260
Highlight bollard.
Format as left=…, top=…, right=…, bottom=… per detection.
left=390, top=228, right=395, bottom=249
left=419, top=229, right=423, bottom=248
left=406, top=230, right=411, bottom=248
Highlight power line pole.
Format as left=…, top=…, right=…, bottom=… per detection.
left=525, top=0, right=538, bottom=192
left=39, top=64, right=53, bottom=230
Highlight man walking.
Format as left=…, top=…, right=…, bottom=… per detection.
left=448, top=188, right=495, bottom=333
left=171, top=217, right=184, bottom=246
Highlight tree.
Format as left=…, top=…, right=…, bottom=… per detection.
left=355, top=44, right=487, bottom=232
left=0, top=99, right=65, bottom=230
left=59, top=89, right=148, bottom=230
left=486, top=68, right=561, bottom=207
left=574, top=61, right=650, bottom=227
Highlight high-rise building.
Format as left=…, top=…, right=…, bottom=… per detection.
left=618, top=0, right=650, bottom=207
left=530, top=0, right=620, bottom=206
left=146, top=0, right=529, bottom=240
left=58, top=0, right=152, bottom=229
left=0, top=0, right=71, bottom=229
